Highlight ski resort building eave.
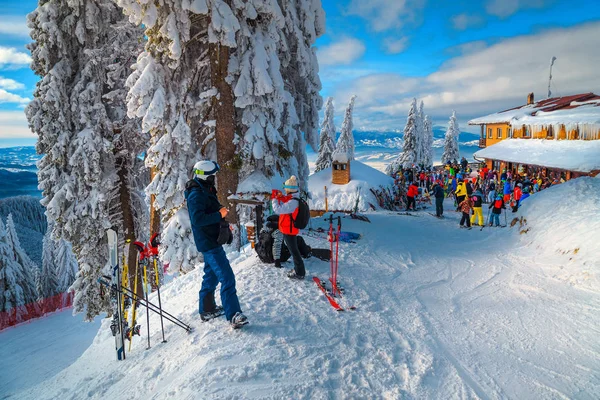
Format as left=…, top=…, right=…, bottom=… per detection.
left=473, top=139, right=600, bottom=177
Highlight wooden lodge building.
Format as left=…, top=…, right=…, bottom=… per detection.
left=470, top=92, right=600, bottom=179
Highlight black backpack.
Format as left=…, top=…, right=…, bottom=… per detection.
left=255, top=229, right=275, bottom=263
left=292, top=198, right=310, bottom=229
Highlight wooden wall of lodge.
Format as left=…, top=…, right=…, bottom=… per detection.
left=482, top=123, right=599, bottom=145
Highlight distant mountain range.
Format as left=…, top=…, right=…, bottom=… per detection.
left=0, top=147, right=41, bottom=199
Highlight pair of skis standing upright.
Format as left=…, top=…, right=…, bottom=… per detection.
left=102, top=229, right=192, bottom=361
left=313, top=215, right=355, bottom=312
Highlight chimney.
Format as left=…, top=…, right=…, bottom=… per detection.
left=527, top=92, right=535, bottom=105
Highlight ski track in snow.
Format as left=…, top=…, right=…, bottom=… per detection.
left=7, top=198, right=600, bottom=400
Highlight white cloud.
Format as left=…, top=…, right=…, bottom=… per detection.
left=0, top=46, right=32, bottom=68
left=0, top=110, right=34, bottom=139
left=0, top=89, right=30, bottom=104
left=486, top=0, right=550, bottom=18
left=383, top=37, right=409, bottom=54
left=451, top=13, right=485, bottom=31
left=446, top=41, right=488, bottom=56
left=317, top=38, right=366, bottom=66
left=0, top=77, right=25, bottom=91
left=330, top=22, right=600, bottom=130
left=0, top=16, right=30, bottom=38
left=347, top=0, right=425, bottom=32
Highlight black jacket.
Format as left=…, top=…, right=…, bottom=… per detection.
left=432, top=185, right=444, bottom=199
left=185, top=178, right=222, bottom=253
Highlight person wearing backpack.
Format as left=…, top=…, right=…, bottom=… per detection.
left=185, top=160, right=248, bottom=328
left=488, top=195, right=506, bottom=227
left=271, top=176, right=306, bottom=280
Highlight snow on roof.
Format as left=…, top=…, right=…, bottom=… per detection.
left=308, top=160, right=394, bottom=211
left=469, top=93, right=600, bottom=126
left=332, top=152, right=349, bottom=163
left=473, top=139, right=600, bottom=173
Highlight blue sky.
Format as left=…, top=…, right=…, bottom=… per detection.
left=1, top=0, right=600, bottom=144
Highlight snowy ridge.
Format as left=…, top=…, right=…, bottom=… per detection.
left=11, top=196, right=600, bottom=399
left=515, top=176, right=600, bottom=285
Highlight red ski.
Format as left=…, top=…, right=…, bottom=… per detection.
left=313, top=277, right=344, bottom=311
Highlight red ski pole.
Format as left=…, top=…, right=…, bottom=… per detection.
left=333, top=216, right=341, bottom=296
left=328, top=215, right=334, bottom=288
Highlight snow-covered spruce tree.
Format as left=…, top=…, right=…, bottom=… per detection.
left=38, top=230, right=58, bottom=303
left=314, top=97, right=336, bottom=172
left=232, top=0, right=323, bottom=193
left=278, top=0, right=325, bottom=173
left=423, top=115, right=434, bottom=168
left=333, top=95, right=357, bottom=160
left=54, top=238, right=78, bottom=306
left=27, top=0, right=145, bottom=320
left=386, top=98, right=418, bottom=175
left=417, top=101, right=427, bottom=168
left=441, top=111, right=461, bottom=165
left=0, top=215, right=39, bottom=320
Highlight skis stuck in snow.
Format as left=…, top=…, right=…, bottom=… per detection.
left=313, top=216, right=356, bottom=312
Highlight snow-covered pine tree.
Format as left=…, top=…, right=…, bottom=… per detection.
left=441, top=111, right=461, bottom=165
left=37, top=230, right=58, bottom=303
left=415, top=100, right=424, bottom=167
left=333, top=95, right=357, bottom=160
left=27, top=0, right=145, bottom=320
left=54, top=238, right=78, bottom=293
left=54, top=238, right=78, bottom=307
left=278, top=0, right=325, bottom=165
left=423, top=115, right=434, bottom=167
left=386, top=98, right=418, bottom=175
left=0, top=215, right=39, bottom=321
left=314, top=97, right=336, bottom=172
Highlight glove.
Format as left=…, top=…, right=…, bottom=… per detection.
left=271, top=189, right=282, bottom=200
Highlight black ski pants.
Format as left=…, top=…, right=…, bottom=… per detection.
left=406, top=196, right=416, bottom=211
left=283, top=234, right=305, bottom=277
left=460, top=212, right=471, bottom=227
left=435, top=197, right=444, bottom=217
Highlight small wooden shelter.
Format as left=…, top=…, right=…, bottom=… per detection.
left=332, top=153, right=351, bottom=185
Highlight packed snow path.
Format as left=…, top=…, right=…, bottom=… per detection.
left=10, top=199, right=600, bottom=399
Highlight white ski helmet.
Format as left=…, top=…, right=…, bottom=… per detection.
left=193, top=160, right=220, bottom=180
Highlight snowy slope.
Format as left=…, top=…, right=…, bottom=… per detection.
left=9, top=193, right=600, bottom=399
left=308, top=160, right=394, bottom=212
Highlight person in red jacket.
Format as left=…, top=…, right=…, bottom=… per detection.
left=271, top=175, right=305, bottom=280
left=419, top=171, right=426, bottom=187
left=512, top=183, right=523, bottom=212
left=406, top=182, right=419, bottom=211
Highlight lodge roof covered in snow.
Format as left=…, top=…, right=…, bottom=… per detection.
left=468, top=93, right=600, bottom=126
left=473, top=139, right=600, bottom=173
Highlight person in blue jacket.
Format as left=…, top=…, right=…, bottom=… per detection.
left=185, top=160, right=248, bottom=328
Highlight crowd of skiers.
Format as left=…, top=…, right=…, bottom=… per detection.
left=391, top=157, right=567, bottom=229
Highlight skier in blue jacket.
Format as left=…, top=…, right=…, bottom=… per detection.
left=185, top=160, right=248, bottom=328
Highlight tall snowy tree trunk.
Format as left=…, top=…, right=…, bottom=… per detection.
left=149, top=165, right=161, bottom=241
left=210, top=40, right=239, bottom=228
left=114, top=130, right=142, bottom=298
